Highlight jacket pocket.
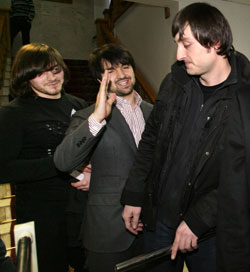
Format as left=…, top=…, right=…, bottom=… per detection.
left=90, top=176, right=125, bottom=193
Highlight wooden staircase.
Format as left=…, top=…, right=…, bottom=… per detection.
left=0, top=56, right=15, bottom=260
left=64, top=59, right=100, bottom=105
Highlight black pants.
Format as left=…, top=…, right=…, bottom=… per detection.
left=67, top=212, right=87, bottom=272
left=10, top=17, right=31, bottom=46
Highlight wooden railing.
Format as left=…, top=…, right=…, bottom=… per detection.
left=95, top=0, right=156, bottom=103
left=0, top=7, right=11, bottom=90
left=0, top=193, right=16, bottom=260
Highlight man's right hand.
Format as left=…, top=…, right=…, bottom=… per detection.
left=92, top=70, right=116, bottom=123
left=122, top=205, right=142, bottom=235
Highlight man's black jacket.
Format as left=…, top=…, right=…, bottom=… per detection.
left=121, top=51, right=250, bottom=239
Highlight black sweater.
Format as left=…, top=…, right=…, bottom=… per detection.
left=0, top=93, right=87, bottom=210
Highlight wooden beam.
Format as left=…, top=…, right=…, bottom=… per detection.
left=165, top=7, right=170, bottom=18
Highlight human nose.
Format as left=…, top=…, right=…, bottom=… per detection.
left=46, top=71, right=56, bottom=81
left=116, top=68, right=126, bottom=78
left=176, top=44, right=186, bottom=61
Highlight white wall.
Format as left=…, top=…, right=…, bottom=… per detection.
left=179, top=0, right=250, bottom=60
left=115, top=0, right=250, bottom=93
left=115, top=2, right=178, bottom=93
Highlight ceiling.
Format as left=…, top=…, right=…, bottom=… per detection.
left=127, top=0, right=250, bottom=6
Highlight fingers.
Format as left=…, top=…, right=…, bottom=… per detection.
left=98, top=70, right=110, bottom=99
left=71, top=179, right=89, bottom=191
left=93, top=70, right=115, bottom=122
left=122, top=206, right=142, bottom=235
left=171, top=221, right=198, bottom=260
left=171, top=235, right=179, bottom=260
left=135, top=221, right=144, bottom=232
left=191, top=238, right=198, bottom=249
left=107, top=93, right=116, bottom=106
left=82, top=163, right=92, bottom=173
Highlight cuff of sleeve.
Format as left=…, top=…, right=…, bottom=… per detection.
left=88, top=114, right=106, bottom=136
left=120, top=189, right=144, bottom=207
left=184, top=210, right=210, bottom=238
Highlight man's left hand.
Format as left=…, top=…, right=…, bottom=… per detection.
left=171, top=220, right=198, bottom=260
left=71, top=164, right=91, bottom=191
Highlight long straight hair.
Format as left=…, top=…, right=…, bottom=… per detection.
left=11, top=43, right=69, bottom=98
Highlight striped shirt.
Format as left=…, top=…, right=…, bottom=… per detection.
left=10, top=0, right=35, bottom=22
left=89, top=91, right=145, bottom=147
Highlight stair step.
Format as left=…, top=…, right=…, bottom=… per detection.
left=0, top=95, right=10, bottom=105
left=0, top=86, right=10, bottom=96
left=64, top=59, right=99, bottom=105
left=3, top=78, right=10, bottom=87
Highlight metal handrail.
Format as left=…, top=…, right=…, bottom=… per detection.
left=16, top=236, right=31, bottom=272
left=115, top=245, right=172, bottom=271
left=115, top=234, right=213, bottom=271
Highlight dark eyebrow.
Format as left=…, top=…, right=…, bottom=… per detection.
left=46, top=64, right=59, bottom=71
left=105, top=66, right=114, bottom=71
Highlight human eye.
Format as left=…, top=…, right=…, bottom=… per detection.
left=183, top=42, right=192, bottom=49
left=107, top=68, right=114, bottom=74
left=123, top=65, right=129, bottom=69
left=52, top=65, right=62, bottom=74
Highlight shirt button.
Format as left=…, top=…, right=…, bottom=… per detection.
left=205, top=151, right=210, bottom=156
left=180, top=213, right=183, bottom=217
left=188, top=182, right=192, bottom=186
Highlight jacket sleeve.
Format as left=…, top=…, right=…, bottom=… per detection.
left=120, top=77, right=170, bottom=207
left=0, top=107, right=59, bottom=184
left=217, top=91, right=250, bottom=272
left=54, top=108, right=104, bottom=172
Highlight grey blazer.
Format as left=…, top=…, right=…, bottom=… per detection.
left=54, top=100, right=153, bottom=252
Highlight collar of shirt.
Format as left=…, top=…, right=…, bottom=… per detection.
left=111, top=91, right=145, bottom=147
left=114, top=91, right=142, bottom=110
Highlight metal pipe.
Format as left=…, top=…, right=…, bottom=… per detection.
left=16, top=236, right=31, bottom=272
left=115, top=245, right=172, bottom=272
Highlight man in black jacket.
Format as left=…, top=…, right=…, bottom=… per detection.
left=121, top=3, right=250, bottom=272
left=217, top=83, right=250, bottom=272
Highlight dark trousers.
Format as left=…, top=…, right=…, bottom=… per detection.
left=144, top=220, right=216, bottom=272
left=85, top=234, right=144, bottom=272
left=67, top=212, right=87, bottom=272
left=10, top=17, right=31, bottom=46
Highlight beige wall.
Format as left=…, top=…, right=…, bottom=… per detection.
left=115, top=2, right=178, bottom=93
left=115, top=0, right=250, bottom=93
left=179, top=0, right=250, bottom=60
left=8, top=0, right=96, bottom=59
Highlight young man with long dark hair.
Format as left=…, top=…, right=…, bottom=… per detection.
left=0, top=43, right=89, bottom=272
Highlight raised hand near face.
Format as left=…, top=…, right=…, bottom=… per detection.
left=92, top=70, right=116, bottom=123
